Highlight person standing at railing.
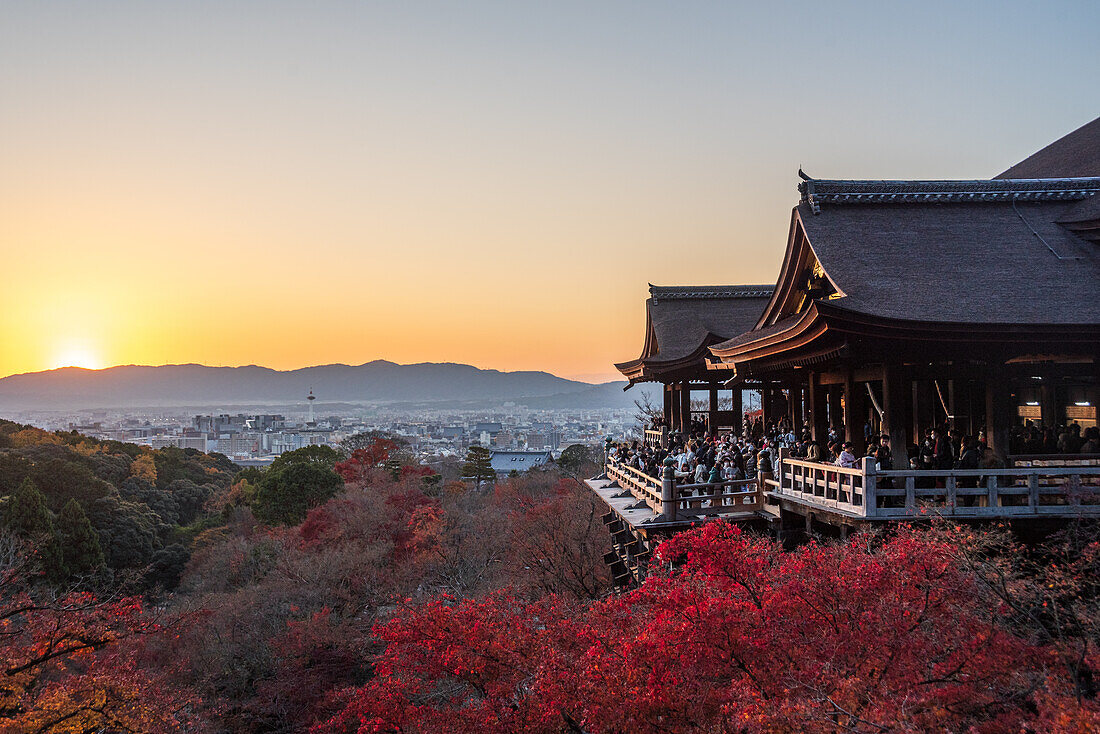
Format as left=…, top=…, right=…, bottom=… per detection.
left=875, top=435, right=894, bottom=489
left=1082, top=427, right=1100, bottom=454
left=955, top=436, right=982, bottom=496
left=836, top=442, right=858, bottom=469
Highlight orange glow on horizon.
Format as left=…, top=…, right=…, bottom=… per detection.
left=3, top=3, right=1082, bottom=384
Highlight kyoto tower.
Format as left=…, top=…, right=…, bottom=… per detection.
left=307, top=388, right=316, bottom=424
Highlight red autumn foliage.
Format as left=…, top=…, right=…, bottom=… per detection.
left=0, top=562, right=207, bottom=733
left=334, top=440, right=398, bottom=483
left=315, top=522, right=1100, bottom=734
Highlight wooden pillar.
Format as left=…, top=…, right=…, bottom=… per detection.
left=984, top=366, right=1013, bottom=461
left=842, top=368, right=856, bottom=446
left=792, top=376, right=805, bottom=433
left=663, top=383, right=674, bottom=429
left=1040, top=382, right=1056, bottom=428
left=882, top=364, right=909, bottom=465
left=677, top=382, right=686, bottom=433
left=730, top=386, right=743, bottom=436
left=809, top=372, right=828, bottom=444
left=708, top=386, right=718, bottom=434
left=761, top=384, right=773, bottom=427
left=828, top=384, right=843, bottom=436
left=947, top=379, right=957, bottom=430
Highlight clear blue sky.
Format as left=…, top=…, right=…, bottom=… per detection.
left=1, top=1, right=1097, bottom=380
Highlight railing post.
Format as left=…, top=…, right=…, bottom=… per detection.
left=946, top=474, right=957, bottom=514
left=759, top=448, right=780, bottom=504
left=861, top=456, right=876, bottom=517
left=598, top=437, right=613, bottom=480
left=1028, top=473, right=1040, bottom=512
left=661, top=457, right=677, bottom=522
left=986, top=475, right=999, bottom=508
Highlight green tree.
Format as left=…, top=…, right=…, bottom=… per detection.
left=251, top=462, right=343, bottom=525
left=2, top=478, right=64, bottom=575
left=461, top=446, right=496, bottom=487
left=56, top=499, right=105, bottom=575
left=2, top=478, right=54, bottom=538
left=270, top=444, right=341, bottom=472
left=557, top=444, right=595, bottom=478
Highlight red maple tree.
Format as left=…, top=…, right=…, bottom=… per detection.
left=315, top=522, right=1100, bottom=733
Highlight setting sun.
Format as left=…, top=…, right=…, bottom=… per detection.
left=52, top=344, right=103, bottom=371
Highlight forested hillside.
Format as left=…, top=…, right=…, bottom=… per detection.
left=0, top=419, right=239, bottom=585
left=1, top=420, right=1098, bottom=732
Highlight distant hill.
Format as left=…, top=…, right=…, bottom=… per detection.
left=0, top=361, right=656, bottom=410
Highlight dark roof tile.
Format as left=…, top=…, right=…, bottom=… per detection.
left=796, top=199, right=1100, bottom=325
left=997, top=116, right=1100, bottom=179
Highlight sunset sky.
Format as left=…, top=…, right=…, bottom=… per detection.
left=1, top=1, right=1097, bottom=382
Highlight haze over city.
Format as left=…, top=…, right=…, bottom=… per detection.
left=3, top=1, right=1097, bottom=381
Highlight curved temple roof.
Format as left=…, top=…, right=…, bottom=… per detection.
left=615, top=284, right=772, bottom=382
left=612, top=116, right=1100, bottom=378
left=709, top=117, right=1100, bottom=368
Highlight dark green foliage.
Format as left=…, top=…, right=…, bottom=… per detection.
left=29, top=455, right=116, bottom=512
left=144, top=543, right=190, bottom=591
left=0, top=453, right=32, bottom=495
left=235, top=466, right=266, bottom=485
left=167, top=479, right=211, bottom=526
left=86, top=496, right=163, bottom=568
left=269, top=445, right=341, bottom=472
left=251, top=463, right=343, bottom=526
left=557, top=444, right=595, bottom=477
left=0, top=419, right=245, bottom=583
left=86, top=452, right=132, bottom=485
left=462, top=445, right=496, bottom=485
left=56, top=499, right=105, bottom=575
left=2, top=478, right=54, bottom=538
left=1, top=478, right=64, bottom=575
left=152, top=445, right=236, bottom=490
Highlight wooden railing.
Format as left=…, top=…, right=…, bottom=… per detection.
left=673, top=478, right=761, bottom=515
left=605, top=460, right=662, bottom=512
left=643, top=428, right=667, bottom=448
left=774, top=452, right=1100, bottom=519
left=1010, top=454, right=1100, bottom=468
left=605, top=458, right=762, bottom=520
left=776, top=458, right=871, bottom=516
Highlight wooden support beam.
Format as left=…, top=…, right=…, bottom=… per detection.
left=792, top=377, right=804, bottom=433
left=985, top=367, right=1013, bottom=460
left=730, top=387, right=743, bottom=436
left=708, top=387, right=718, bottom=434
left=663, top=383, right=673, bottom=429
left=1040, top=382, right=1057, bottom=426
left=881, top=363, right=909, bottom=464
left=843, top=368, right=856, bottom=447
left=679, top=382, right=692, bottom=435
left=828, top=383, right=843, bottom=436
left=809, top=371, right=828, bottom=444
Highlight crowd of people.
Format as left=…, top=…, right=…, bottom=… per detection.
left=610, top=416, right=1100, bottom=492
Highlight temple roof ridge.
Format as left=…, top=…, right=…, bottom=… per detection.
left=798, top=174, right=1100, bottom=214
left=648, top=284, right=774, bottom=301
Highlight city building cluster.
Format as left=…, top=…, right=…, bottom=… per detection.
left=14, top=396, right=637, bottom=468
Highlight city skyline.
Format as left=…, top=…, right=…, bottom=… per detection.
left=3, top=1, right=1098, bottom=381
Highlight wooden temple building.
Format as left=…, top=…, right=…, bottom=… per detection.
left=614, top=284, right=772, bottom=440
left=588, top=116, right=1100, bottom=585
